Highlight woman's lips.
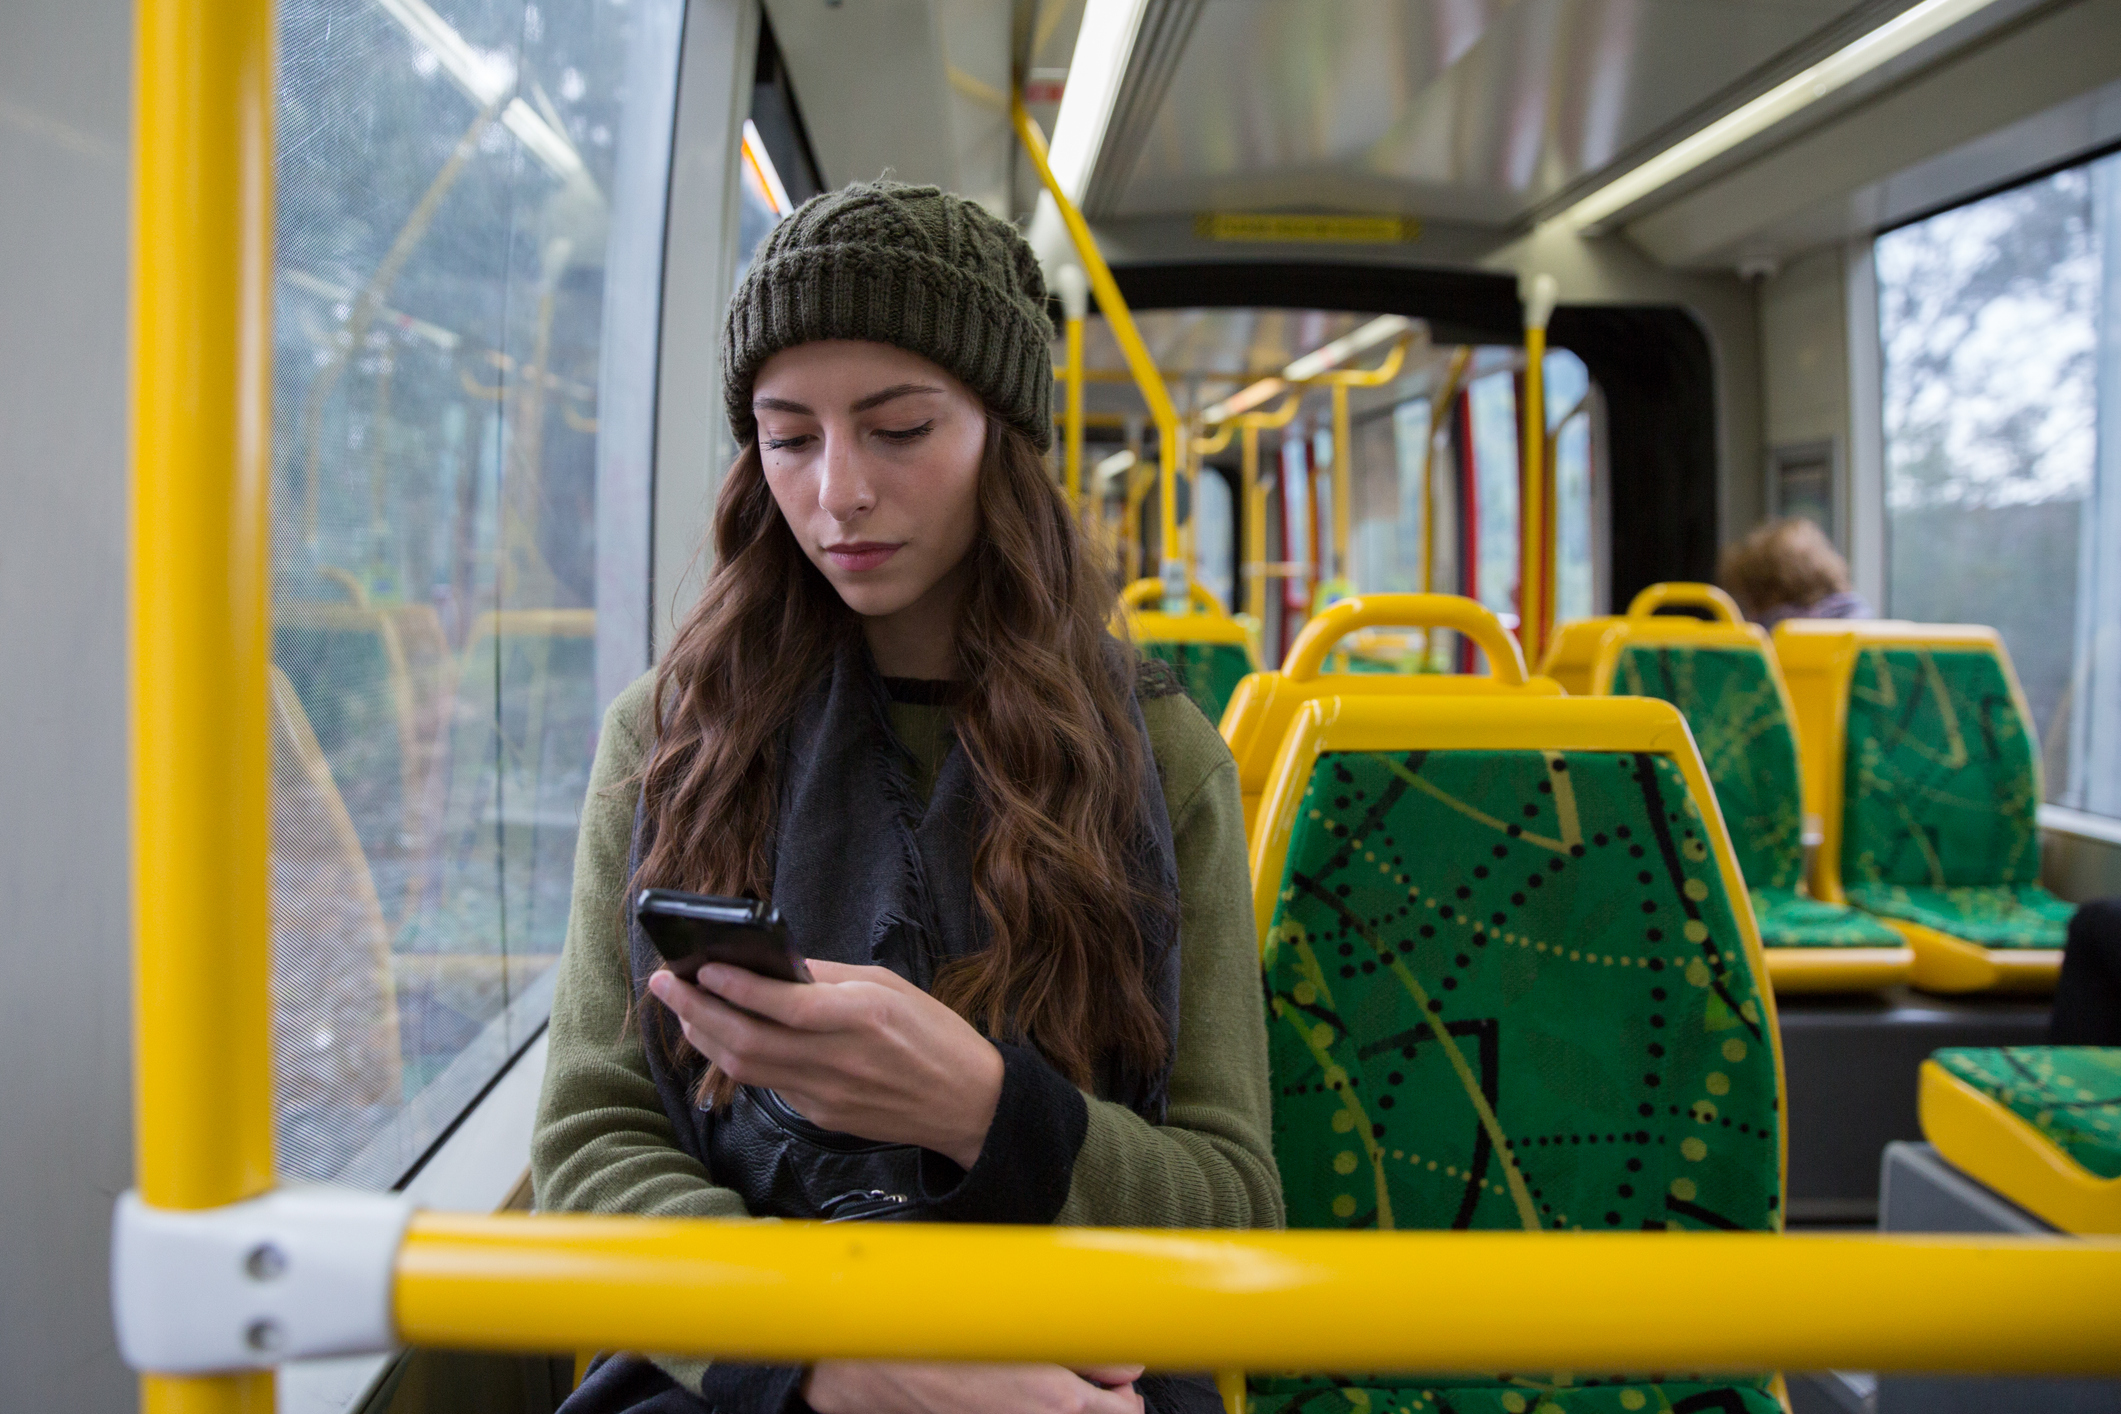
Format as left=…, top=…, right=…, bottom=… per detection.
left=823, top=541, right=902, bottom=572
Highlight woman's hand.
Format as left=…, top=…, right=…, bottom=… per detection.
left=645, top=960, right=1004, bottom=1169
left=804, top=1362, right=1146, bottom=1414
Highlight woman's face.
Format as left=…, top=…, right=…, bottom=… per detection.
left=753, top=340, right=987, bottom=623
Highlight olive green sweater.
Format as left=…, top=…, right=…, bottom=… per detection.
left=530, top=672, right=1281, bottom=1380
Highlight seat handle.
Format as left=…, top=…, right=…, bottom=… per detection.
left=1282, top=594, right=1527, bottom=685
left=1626, top=582, right=1743, bottom=625
left=1120, top=577, right=1223, bottom=615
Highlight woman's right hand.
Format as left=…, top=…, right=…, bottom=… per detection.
left=804, top=1360, right=1147, bottom=1414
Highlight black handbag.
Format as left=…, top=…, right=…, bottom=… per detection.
left=703, top=1084, right=937, bottom=1222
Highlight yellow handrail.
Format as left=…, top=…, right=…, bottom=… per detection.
left=1214, top=392, right=1300, bottom=625
left=1306, top=340, right=1409, bottom=590
left=1012, top=92, right=1183, bottom=582
left=133, top=0, right=277, bottom=1407
left=1628, top=580, right=1745, bottom=624
left=394, top=1215, right=2121, bottom=1375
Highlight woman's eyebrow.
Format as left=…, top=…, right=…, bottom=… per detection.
left=850, top=383, right=945, bottom=413
left=753, top=395, right=813, bottom=415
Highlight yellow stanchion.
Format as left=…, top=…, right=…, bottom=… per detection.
left=1055, top=265, right=1088, bottom=510
left=1518, top=276, right=1559, bottom=666
left=394, top=1215, right=2121, bottom=1376
left=1303, top=341, right=1407, bottom=600
left=1013, top=93, right=1183, bottom=584
left=1224, top=394, right=1300, bottom=630
left=132, top=0, right=278, bottom=1404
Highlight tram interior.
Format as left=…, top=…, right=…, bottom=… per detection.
left=5, top=0, right=2121, bottom=1409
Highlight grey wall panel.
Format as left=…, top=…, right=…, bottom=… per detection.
left=0, top=0, right=137, bottom=1407
left=653, top=0, right=757, bottom=658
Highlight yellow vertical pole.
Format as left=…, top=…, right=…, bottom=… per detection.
left=1330, top=381, right=1352, bottom=586
left=1011, top=95, right=1182, bottom=583
left=1055, top=265, right=1088, bottom=511
left=133, top=0, right=278, bottom=1405
left=1065, top=314, right=1085, bottom=507
left=1519, top=332, right=1547, bottom=665
left=1518, top=276, right=1559, bottom=667
left=1242, top=424, right=1266, bottom=625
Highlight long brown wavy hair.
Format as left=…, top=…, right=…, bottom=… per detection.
left=634, top=418, right=1170, bottom=1101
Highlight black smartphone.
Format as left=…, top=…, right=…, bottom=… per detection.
left=633, top=889, right=812, bottom=985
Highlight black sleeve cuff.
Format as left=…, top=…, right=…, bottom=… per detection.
left=696, top=1362, right=812, bottom=1414
left=914, top=1041, right=1090, bottom=1224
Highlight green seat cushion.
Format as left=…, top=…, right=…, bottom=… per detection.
left=1934, top=1046, right=2121, bottom=1179
left=1841, top=647, right=2042, bottom=911
left=1141, top=639, right=1251, bottom=722
left=1842, top=882, right=2072, bottom=949
left=1749, top=886, right=1903, bottom=949
left=1262, top=747, right=1783, bottom=1236
left=1247, top=1376, right=1783, bottom=1414
left=1611, top=644, right=1802, bottom=891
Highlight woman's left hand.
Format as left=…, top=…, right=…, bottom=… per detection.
left=645, top=960, right=1004, bottom=1169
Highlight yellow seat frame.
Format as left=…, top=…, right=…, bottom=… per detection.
left=1919, top=1058, right=2121, bottom=1234
left=1224, top=594, right=1562, bottom=840
left=1246, top=688, right=1791, bottom=1411
left=1775, top=620, right=2062, bottom=994
left=1118, top=576, right=1258, bottom=663
left=1543, top=584, right=1915, bottom=993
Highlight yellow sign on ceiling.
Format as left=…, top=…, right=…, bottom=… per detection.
left=1195, top=213, right=1423, bottom=244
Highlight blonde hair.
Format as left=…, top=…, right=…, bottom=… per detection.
left=1717, top=517, right=1850, bottom=618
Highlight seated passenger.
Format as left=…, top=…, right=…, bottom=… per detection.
left=1718, top=515, right=1872, bottom=629
left=2053, top=897, right=2121, bottom=1045
left=533, top=183, right=1279, bottom=1414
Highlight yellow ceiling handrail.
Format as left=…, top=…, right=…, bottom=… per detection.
left=1013, top=91, right=1184, bottom=591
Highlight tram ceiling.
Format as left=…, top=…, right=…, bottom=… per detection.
left=1058, top=0, right=2050, bottom=246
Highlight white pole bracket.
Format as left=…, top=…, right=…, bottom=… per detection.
left=112, top=1185, right=415, bottom=1374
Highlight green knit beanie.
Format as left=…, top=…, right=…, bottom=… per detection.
left=723, top=181, right=1055, bottom=452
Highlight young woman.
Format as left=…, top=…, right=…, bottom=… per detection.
left=533, top=182, right=1280, bottom=1414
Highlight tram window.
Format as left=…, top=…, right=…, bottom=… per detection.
left=1194, top=468, right=1236, bottom=611
left=1280, top=433, right=1312, bottom=606
left=270, top=0, right=671, bottom=1183
left=1466, top=368, right=1522, bottom=622
left=1875, top=151, right=2119, bottom=813
left=1346, top=396, right=1427, bottom=596
left=1546, top=351, right=1598, bottom=625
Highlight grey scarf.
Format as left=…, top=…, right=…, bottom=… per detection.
left=628, top=638, right=1184, bottom=1210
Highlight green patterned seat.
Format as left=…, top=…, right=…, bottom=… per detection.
left=1251, top=745, right=1782, bottom=1414
left=1932, top=1047, right=2121, bottom=1180
left=1141, top=639, right=1253, bottom=723
left=1612, top=643, right=1899, bottom=952
left=1840, top=647, right=2069, bottom=949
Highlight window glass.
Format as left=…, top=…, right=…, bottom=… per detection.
left=1193, top=468, right=1236, bottom=611
left=1876, top=155, right=2115, bottom=809
left=1466, top=369, right=1522, bottom=621
left=1279, top=433, right=1312, bottom=608
left=1545, top=350, right=1596, bottom=624
left=271, top=0, right=670, bottom=1182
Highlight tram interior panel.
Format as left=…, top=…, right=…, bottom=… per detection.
left=9, top=0, right=2121, bottom=1406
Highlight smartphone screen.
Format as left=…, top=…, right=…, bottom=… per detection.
left=634, top=889, right=812, bottom=984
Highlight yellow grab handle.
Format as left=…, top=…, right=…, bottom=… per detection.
left=1627, top=582, right=1743, bottom=625
left=1283, top=594, right=1527, bottom=684
left=1121, top=577, right=1223, bottom=616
